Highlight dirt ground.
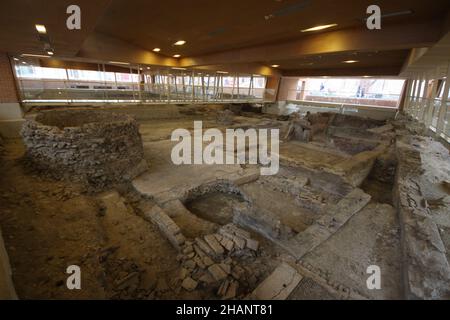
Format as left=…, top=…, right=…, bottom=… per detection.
left=0, top=139, right=279, bottom=299
left=0, top=139, right=181, bottom=299
left=1, top=110, right=448, bottom=300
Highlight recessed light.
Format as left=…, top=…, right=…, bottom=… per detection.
left=174, top=40, right=186, bottom=46
left=271, top=64, right=280, bottom=68
left=363, top=75, right=371, bottom=78
left=153, top=48, right=161, bottom=52
left=108, top=61, right=130, bottom=65
left=22, top=61, right=27, bottom=64
left=21, top=53, right=51, bottom=58
left=301, top=24, right=337, bottom=32
left=217, top=71, right=228, bottom=74
left=47, top=51, right=54, bottom=56
left=146, top=67, right=151, bottom=70
left=173, top=54, right=181, bottom=58
left=35, top=24, right=47, bottom=34
left=172, top=67, right=186, bottom=70
left=13, top=57, right=19, bottom=61
left=342, top=60, right=358, bottom=64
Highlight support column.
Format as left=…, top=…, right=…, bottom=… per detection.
left=277, top=77, right=300, bottom=101
left=0, top=53, right=24, bottom=138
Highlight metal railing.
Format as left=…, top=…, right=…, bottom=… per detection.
left=286, top=89, right=402, bottom=108
left=405, top=95, right=450, bottom=142
left=17, top=78, right=274, bottom=105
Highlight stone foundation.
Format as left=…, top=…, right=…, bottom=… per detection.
left=21, top=110, right=148, bottom=190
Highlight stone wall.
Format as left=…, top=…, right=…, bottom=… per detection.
left=394, top=137, right=450, bottom=299
left=21, top=110, right=148, bottom=190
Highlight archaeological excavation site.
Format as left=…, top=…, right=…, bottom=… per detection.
left=1, top=0, right=450, bottom=304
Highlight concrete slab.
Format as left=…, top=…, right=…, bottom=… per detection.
left=282, top=188, right=371, bottom=259
left=248, top=262, right=302, bottom=300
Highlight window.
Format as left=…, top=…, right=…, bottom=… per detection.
left=15, top=66, right=66, bottom=80
left=297, top=78, right=405, bottom=107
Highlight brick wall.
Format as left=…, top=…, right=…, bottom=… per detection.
left=0, top=53, right=19, bottom=103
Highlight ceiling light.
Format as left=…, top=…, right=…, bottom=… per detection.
left=174, top=40, right=186, bottom=46
left=146, top=67, right=151, bottom=70
left=21, top=53, right=51, bottom=58
left=271, top=64, right=280, bottom=68
left=217, top=71, right=228, bottom=74
left=342, top=60, right=358, bottom=64
left=173, top=54, right=181, bottom=58
left=153, top=48, right=161, bottom=52
left=47, top=51, right=54, bottom=56
left=35, top=24, right=47, bottom=34
left=22, top=61, right=27, bottom=64
left=301, top=24, right=337, bottom=32
left=13, top=57, right=19, bottom=61
left=108, top=61, right=130, bottom=65
left=363, top=75, right=371, bottom=78
left=172, top=67, right=186, bottom=70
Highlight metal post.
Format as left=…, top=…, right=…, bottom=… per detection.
left=414, top=74, right=424, bottom=119
left=419, top=74, right=430, bottom=122
left=103, top=63, right=109, bottom=104
left=137, top=65, right=142, bottom=103
left=248, top=75, right=252, bottom=100
left=167, top=71, right=171, bottom=104
left=201, top=74, right=205, bottom=102
left=65, top=68, right=70, bottom=104
left=192, top=70, right=195, bottom=102
left=231, top=73, right=235, bottom=101
left=436, top=61, right=450, bottom=135
left=237, top=73, right=240, bottom=100
left=425, top=71, right=439, bottom=127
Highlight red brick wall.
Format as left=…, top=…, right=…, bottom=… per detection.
left=0, top=53, right=19, bottom=103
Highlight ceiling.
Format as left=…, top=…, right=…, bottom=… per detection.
left=0, top=0, right=449, bottom=77
left=95, top=0, right=449, bottom=57
left=264, top=49, right=410, bottom=70
left=0, top=0, right=110, bottom=56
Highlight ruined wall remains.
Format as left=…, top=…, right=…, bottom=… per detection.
left=21, top=110, right=148, bottom=190
left=394, top=136, right=450, bottom=299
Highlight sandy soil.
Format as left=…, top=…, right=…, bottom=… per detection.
left=0, top=139, right=180, bottom=299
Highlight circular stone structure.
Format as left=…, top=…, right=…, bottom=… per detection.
left=21, top=109, right=148, bottom=189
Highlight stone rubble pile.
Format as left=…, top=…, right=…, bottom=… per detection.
left=177, top=223, right=260, bottom=299
left=216, top=109, right=235, bottom=125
